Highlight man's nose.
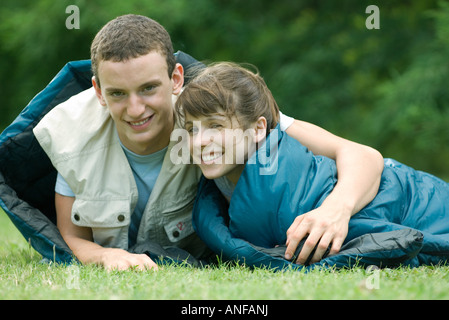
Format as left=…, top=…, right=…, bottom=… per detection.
left=127, top=93, right=146, bottom=117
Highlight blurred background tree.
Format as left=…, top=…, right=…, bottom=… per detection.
left=1, top=0, right=448, bottom=178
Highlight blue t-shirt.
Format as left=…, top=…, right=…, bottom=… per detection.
left=55, top=143, right=167, bottom=248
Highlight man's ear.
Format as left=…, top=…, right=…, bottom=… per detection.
left=171, top=63, right=184, bottom=95
left=92, top=76, right=107, bottom=106
left=253, top=116, right=268, bottom=143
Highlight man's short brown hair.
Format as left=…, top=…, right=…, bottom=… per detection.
left=90, top=14, right=176, bottom=86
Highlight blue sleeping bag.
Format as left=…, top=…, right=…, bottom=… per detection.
left=192, top=125, right=449, bottom=271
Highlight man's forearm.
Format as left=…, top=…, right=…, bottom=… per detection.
left=64, top=234, right=158, bottom=270
left=64, top=234, right=112, bottom=266
left=331, top=143, right=384, bottom=216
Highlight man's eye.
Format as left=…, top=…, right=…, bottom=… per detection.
left=109, top=91, right=124, bottom=98
left=142, top=86, right=156, bottom=93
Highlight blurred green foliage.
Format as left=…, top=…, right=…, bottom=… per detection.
left=1, top=0, right=448, bottom=177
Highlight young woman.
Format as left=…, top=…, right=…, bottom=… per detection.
left=174, top=62, right=449, bottom=268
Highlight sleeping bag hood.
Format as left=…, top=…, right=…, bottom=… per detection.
left=0, top=52, right=204, bottom=265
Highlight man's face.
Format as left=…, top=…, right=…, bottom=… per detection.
left=93, top=51, right=183, bottom=155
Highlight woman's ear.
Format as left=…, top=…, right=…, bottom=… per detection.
left=253, top=116, right=268, bottom=143
left=92, top=76, right=107, bottom=106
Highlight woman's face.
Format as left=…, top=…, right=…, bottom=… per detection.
left=184, top=112, right=258, bottom=184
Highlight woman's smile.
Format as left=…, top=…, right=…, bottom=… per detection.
left=201, top=151, right=223, bottom=164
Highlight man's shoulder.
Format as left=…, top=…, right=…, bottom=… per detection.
left=33, top=87, right=114, bottom=158
left=48, top=87, right=102, bottom=119
left=35, top=87, right=109, bottom=135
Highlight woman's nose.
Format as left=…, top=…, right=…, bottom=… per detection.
left=198, top=127, right=220, bottom=147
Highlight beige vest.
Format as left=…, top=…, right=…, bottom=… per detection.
left=33, top=88, right=206, bottom=257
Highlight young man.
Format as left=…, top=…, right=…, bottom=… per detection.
left=33, top=14, right=383, bottom=270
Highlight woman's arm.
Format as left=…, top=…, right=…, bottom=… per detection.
left=283, top=120, right=384, bottom=264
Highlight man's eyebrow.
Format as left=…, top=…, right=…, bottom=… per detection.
left=104, top=87, right=124, bottom=93
left=138, top=80, right=162, bottom=89
left=104, top=80, right=163, bottom=93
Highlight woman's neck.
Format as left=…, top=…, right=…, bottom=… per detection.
left=225, top=164, right=245, bottom=185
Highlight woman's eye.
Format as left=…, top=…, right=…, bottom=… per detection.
left=187, top=126, right=199, bottom=135
left=210, top=123, right=223, bottom=129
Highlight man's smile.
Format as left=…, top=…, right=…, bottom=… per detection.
left=127, top=114, right=154, bottom=130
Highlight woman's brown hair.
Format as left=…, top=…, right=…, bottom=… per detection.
left=175, top=62, right=280, bottom=134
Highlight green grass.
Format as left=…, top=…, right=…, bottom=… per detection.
left=1, top=208, right=449, bottom=300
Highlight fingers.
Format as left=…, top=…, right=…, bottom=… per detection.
left=308, top=232, right=333, bottom=264
left=298, top=229, right=346, bottom=264
left=104, top=252, right=159, bottom=272
left=296, top=232, right=323, bottom=264
left=286, top=212, right=348, bottom=265
left=285, top=214, right=321, bottom=264
left=285, top=216, right=306, bottom=260
left=133, top=254, right=159, bottom=271
left=329, top=235, right=345, bottom=256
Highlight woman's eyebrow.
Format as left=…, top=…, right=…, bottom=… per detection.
left=209, top=115, right=227, bottom=120
left=185, top=114, right=228, bottom=123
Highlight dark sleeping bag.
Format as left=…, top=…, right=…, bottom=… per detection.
left=0, top=60, right=92, bottom=263
left=192, top=125, right=449, bottom=271
left=0, top=51, right=205, bottom=264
